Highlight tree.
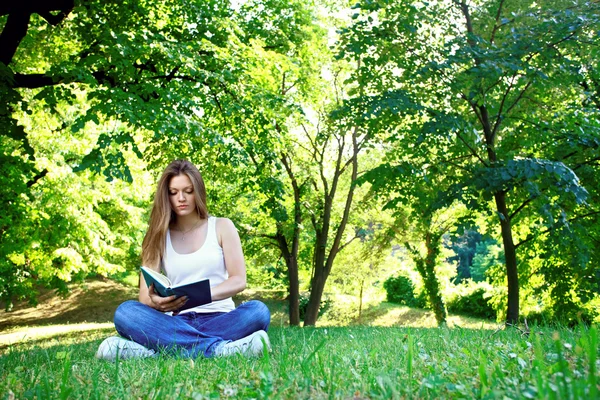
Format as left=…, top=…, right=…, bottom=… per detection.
left=0, top=0, right=329, bottom=307
left=339, top=0, right=600, bottom=323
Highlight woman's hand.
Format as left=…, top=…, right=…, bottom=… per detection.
left=147, top=284, right=188, bottom=313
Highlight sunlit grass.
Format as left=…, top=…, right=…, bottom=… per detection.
left=0, top=323, right=115, bottom=348
left=1, top=325, right=598, bottom=399
left=2, top=281, right=598, bottom=398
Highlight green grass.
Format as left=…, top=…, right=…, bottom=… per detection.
left=1, top=324, right=598, bottom=399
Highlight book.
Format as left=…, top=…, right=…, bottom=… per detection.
left=140, top=266, right=212, bottom=311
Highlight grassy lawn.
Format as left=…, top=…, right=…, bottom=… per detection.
left=1, top=280, right=598, bottom=398
left=1, top=324, right=598, bottom=399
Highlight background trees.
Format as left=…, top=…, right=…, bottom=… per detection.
left=2, top=0, right=599, bottom=326
left=339, top=0, right=600, bottom=324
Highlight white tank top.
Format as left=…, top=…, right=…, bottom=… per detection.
left=163, top=216, right=235, bottom=314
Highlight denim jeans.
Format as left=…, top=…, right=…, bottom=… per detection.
left=113, top=299, right=271, bottom=358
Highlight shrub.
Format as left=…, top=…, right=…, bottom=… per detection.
left=447, top=286, right=495, bottom=319
left=383, top=275, right=426, bottom=307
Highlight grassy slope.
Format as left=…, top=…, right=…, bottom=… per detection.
left=0, top=278, right=495, bottom=346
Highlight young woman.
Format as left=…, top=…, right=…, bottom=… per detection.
left=96, top=160, right=271, bottom=361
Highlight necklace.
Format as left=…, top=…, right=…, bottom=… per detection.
left=177, top=219, right=202, bottom=241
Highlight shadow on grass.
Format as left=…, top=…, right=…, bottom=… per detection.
left=1, top=283, right=291, bottom=332
left=0, top=279, right=138, bottom=331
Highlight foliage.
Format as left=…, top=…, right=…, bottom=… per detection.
left=383, top=274, right=428, bottom=309
left=0, top=108, right=149, bottom=309
left=0, top=0, right=330, bottom=312
left=470, top=240, right=505, bottom=283
left=384, top=275, right=416, bottom=306
left=2, top=0, right=600, bottom=327
left=446, top=229, right=483, bottom=283
left=446, top=281, right=496, bottom=320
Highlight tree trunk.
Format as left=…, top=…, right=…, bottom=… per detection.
left=303, top=225, right=328, bottom=326
left=494, top=191, right=519, bottom=324
left=303, top=264, right=328, bottom=326
left=276, top=231, right=301, bottom=326
left=480, top=104, right=520, bottom=324
left=285, top=255, right=300, bottom=326
left=279, top=153, right=303, bottom=326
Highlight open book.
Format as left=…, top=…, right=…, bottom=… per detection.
left=140, top=266, right=212, bottom=312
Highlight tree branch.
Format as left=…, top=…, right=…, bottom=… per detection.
left=503, top=80, right=533, bottom=117
left=1, top=0, right=75, bottom=65
left=337, top=234, right=359, bottom=254
left=325, top=125, right=360, bottom=274
left=456, top=130, right=488, bottom=166
left=489, top=0, right=506, bottom=44
left=515, top=210, right=600, bottom=249
left=509, top=195, right=536, bottom=220
left=0, top=11, right=31, bottom=65
left=26, top=168, right=48, bottom=188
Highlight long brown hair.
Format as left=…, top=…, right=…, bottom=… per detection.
left=141, top=160, right=208, bottom=269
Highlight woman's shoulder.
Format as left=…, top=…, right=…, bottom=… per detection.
left=214, top=217, right=240, bottom=241
left=214, top=217, right=237, bottom=231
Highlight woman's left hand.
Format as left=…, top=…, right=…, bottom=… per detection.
left=147, top=284, right=188, bottom=312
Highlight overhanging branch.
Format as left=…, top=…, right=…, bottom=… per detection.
left=515, top=210, right=600, bottom=249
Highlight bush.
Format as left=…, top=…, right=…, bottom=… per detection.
left=447, top=286, right=496, bottom=319
left=383, top=275, right=426, bottom=307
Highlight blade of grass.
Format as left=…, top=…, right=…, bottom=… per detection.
left=588, top=326, right=598, bottom=399
left=478, top=351, right=489, bottom=398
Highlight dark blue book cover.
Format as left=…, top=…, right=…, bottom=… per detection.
left=141, top=266, right=212, bottom=311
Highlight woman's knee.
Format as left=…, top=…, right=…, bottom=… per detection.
left=114, top=300, right=142, bottom=331
left=244, top=300, right=271, bottom=329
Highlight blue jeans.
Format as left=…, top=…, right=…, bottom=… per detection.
left=113, top=299, right=270, bottom=358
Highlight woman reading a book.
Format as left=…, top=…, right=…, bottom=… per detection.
left=96, top=159, right=271, bottom=360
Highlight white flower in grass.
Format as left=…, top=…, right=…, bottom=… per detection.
left=221, top=385, right=238, bottom=397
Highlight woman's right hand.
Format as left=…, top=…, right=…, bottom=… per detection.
left=148, top=284, right=188, bottom=313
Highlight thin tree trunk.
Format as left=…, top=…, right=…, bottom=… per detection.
left=276, top=230, right=301, bottom=326
left=286, top=255, right=300, bottom=326
left=358, top=278, right=364, bottom=321
left=303, top=231, right=328, bottom=326
left=494, top=192, right=519, bottom=324
left=424, top=234, right=447, bottom=325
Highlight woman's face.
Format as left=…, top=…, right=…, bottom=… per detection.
left=168, top=174, right=196, bottom=218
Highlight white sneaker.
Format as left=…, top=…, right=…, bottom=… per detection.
left=214, top=330, right=271, bottom=357
left=95, top=336, right=156, bottom=361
